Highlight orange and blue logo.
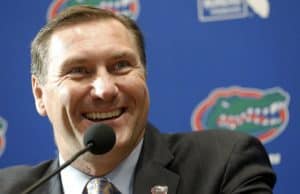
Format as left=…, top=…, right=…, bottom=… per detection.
left=191, top=86, right=290, bottom=143
left=48, top=0, right=140, bottom=20
left=0, top=116, right=7, bottom=157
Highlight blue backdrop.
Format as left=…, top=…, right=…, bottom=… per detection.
left=0, top=1, right=298, bottom=193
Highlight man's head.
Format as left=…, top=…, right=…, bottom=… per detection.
left=31, top=5, right=150, bottom=175
left=31, top=5, right=146, bottom=84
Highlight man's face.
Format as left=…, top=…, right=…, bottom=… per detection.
left=32, top=19, right=149, bottom=161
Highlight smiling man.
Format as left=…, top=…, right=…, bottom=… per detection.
left=32, top=10, right=149, bottom=178
left=0, top=5, right=276, bottom=194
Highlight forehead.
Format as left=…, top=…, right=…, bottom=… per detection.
left=47, top=19, right=139, bottom=64
left=51, top=19, right=135, bottom=47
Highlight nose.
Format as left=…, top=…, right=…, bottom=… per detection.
left=90, top=74, right=118, bottom=102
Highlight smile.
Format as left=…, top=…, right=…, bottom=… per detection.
left=84, top=109, right=124, bottom=121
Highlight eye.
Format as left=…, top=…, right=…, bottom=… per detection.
left=112, top=61, right=132, bottom=73
left=66, top=66, right=91, bottom=79
left=69, top=66, right=89, bottom=74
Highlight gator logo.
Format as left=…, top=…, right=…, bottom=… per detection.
left=0, top=116, right=7, bottom=157
left=48, top=0, right=140, bottom=20
left=198, top=0, right=270, bottom=22
left=191, top=87, right=290, bottom=143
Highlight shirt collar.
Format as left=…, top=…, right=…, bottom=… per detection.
left=60, top=139, right=143, bottom=194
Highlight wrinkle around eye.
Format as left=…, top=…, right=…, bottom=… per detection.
left=69, top=66, right=90, bottom=74
left=114, top=61, right=131, bottom=70
left=63, top=66, right=93, bottom=80
left=110, top=59, right=141, bottom=75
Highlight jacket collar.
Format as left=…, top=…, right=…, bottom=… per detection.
left=32, top=159, right=63, bottom=194
left=133, top=123, right=180, bottom=194
left=32, top=123, right=179, bottom=194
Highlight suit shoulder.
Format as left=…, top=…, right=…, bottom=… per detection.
left=164, top=129, right=265, bottom=159
left=166, top=129, right=257, bottom=145
left=0, top=160, right=54, bottom=193
left=0, top=160, right=53, bottom=176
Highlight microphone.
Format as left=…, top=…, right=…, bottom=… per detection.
left=22, top=124, right=116, bottom=194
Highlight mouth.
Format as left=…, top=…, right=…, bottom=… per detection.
left=83, top=108, right=125, bottom=122
left=217, top=101, right=286, bottom=130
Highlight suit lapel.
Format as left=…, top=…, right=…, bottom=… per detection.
left=28, top=124, right=179, bottom=194
left=33, top=159, right=63, bottom=194
left=133, top=124, right=180, bottom=194
left=134, top=163, right=180, bottom=194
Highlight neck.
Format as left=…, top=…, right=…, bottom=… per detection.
left=71, top=149, right=129, bottom=176
left=63, top=141, right=142, bottom=176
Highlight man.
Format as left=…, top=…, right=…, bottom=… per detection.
left=0, top=5, right=275, bottom=194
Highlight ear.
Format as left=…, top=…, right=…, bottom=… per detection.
left=31, top=75, right=47, bottom=116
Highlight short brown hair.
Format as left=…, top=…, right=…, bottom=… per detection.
left=31, top=5, right=146, bottom=83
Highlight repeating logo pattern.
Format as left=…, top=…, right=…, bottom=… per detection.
left=0, top=116, right=7, bottom=157
left=191, top=86, right=290, bottom=143
left=48, top=0, right=140, bottom=20
left=198, top=0, right=270, bottom=22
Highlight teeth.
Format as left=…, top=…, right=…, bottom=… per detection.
left=85, top=109, right=122, bottom=120
left=254, top=108, right=261, bottom=115
left=253, top=117, right=260, bottom=124
left=270, top=118, right=281, bottom=125
left=278, top=102, right=285, bottom=110
left=115, top=1, right=121, bottom=8
left=229, top=123, right=236, bottom=130
left=120, top=0, right=131, bottom=7
left=217, top=101, right=286, bottom=129
left=220, top=114, right=226, bottom=120
left=270, top=103, right=278, bottom=114
left=246, top=116, right=252, bottom=123
left=247, top=107, right=254, bottom=115
left=262, top=119, right=269, bottom=126
left=240, top=112, right=246, bottom=119
left=262, top=107, right=269, bottom=115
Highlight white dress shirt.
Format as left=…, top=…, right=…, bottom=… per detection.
left=60, top=139, right=143, bottom=194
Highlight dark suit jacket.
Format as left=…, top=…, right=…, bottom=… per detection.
left=0, top=124, right=276, bottom=194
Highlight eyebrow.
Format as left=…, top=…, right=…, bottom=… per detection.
left=62, top=57, right=90, bottom=68
left=108, top=50, right=137, bottom=61
left=61, top=50, right=137, bottom=68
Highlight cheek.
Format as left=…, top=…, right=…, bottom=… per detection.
left=56, top=85, right=78, bottom=111
left=125, top=76, right=150, bottom=127
left=121, top=74, right=149, bottom=105
left=43, top=84, right=77, bottom=116
left=58, top=84, right=91, bottom=121
left=42, top=87, right=68, bottom=125
left=64, top=79, right=91, bottom=98
left=136, top=77, right=150, bottom=108
left=59, top=86, right=72, bottom=105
